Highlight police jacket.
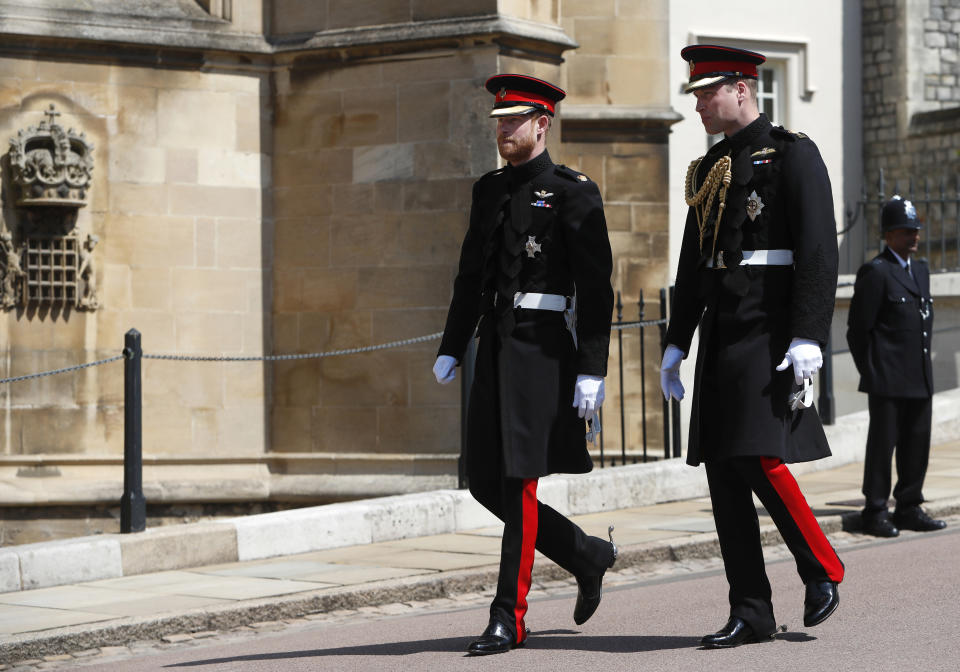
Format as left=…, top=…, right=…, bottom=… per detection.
left=846, top=247, right=934, bottom=399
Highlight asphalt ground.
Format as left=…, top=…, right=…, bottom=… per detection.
left=23, top=518, right=960, bottom=672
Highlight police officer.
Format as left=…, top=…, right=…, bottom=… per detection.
left=660, top=45, right=845, bottom=648
left=433, top=74, right=617, bottom=655
left=847, top=196, right=946, bottom=538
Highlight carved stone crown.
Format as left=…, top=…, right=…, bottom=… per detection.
left=8, top=104, right=94, bottom=208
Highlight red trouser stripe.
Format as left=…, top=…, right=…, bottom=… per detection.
left=760, top=457, right=845, bottom=582
left=513, top=478, right=539, bottom=642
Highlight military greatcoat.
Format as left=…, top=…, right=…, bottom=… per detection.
left=666, top=113, right=839, bottom=467
left=438, top=149, right=613, bottom=479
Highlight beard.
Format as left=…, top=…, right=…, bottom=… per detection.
left=497, top=129, right=537, bottom=164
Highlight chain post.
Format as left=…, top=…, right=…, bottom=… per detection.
left=121, top=328, right=146, bottom=533
left=638, top=290, right=646, bottom=463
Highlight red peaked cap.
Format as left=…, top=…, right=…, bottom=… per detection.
left=680, top=44, right=766, bottom=92
left=485, top=74, right=566, bottom=117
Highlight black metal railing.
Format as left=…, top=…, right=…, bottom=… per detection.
left=593, top=289, right=674, bottom=468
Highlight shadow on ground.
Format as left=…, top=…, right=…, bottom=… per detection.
left=164, top=630, right=706, bottom=666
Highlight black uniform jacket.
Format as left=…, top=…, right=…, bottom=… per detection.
left=438, top=150, right=614, bottom=479
left=666, top=114, right=839, bottom=467
left=846, top=248, right=934, bottom=399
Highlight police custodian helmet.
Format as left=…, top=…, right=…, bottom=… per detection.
left=881, top=195, right=922, bottom=232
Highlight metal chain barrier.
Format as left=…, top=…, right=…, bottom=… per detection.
left=0, top=322, right=664, bottom=384
left=0, top=354, right=124, bottom=385
left=0, top=332, right=445, bottom=384
left=612, top=318, right=667, bottom=330
left=141, top=331, right=445, bottom=362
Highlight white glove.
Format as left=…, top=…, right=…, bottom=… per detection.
left=573, top=375, right=605, bottom=421
left=660, top=344, right=685, bottom=401
left=776, top=338, right=823, bottom=385
left=433, top=355, right=457, bottom=384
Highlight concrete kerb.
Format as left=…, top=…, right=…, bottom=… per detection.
left=11, top=536, right=123, bottom=592
left=1, top=388, right=959, bottom=597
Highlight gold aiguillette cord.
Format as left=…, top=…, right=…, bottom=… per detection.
left=684, top=154, right=732, bottom=260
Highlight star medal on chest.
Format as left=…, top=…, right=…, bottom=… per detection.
left=531, top=189, right=553, bottom=208
left=525, top=235, right=542, bottom=258
left=746, top=190, right=765, bottom=222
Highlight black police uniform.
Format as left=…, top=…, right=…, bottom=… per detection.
left=438, top=148, right=616, bottom=643
left=666, top=112, right=844, bottom=636
left=847, top=247, right=935, bottom=517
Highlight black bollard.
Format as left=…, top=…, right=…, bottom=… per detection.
left=121, top=328, right=146, bottom=533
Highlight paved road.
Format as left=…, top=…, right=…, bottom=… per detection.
left=62, top=526, right=960, bottom=672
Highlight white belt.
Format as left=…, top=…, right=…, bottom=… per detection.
left=513, top=292, right=568, bottom=311
left=705, top=249, right=794, bottom=268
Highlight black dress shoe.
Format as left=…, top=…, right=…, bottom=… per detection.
left=803, top=580, right=839, bottom=627
left=861, top=512, right=899, bottom=538
left=466, top=620, right=522, bottom=656
left=573, top=526, right=618, bottom=625
left=892, top=506, right=947, bottom=532
left=701, top=616, right=769, bottom=648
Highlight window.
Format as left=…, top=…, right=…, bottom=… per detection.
left=757, top=62, right=786, bottom=126
left=24, top=236, right=77, bottom=304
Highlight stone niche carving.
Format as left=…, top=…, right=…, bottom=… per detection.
left=5, top=104, right=98, bottom=311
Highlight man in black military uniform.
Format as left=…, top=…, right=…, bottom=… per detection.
left=433, top=74, right=617, bottom=655
left=660, top=45, right=845, bottom=648
left=847, top=196, right=946, bottom=538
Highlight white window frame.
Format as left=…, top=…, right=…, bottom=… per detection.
left=757, top=60, right=787, bottom=126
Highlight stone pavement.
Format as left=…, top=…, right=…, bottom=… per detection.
left=2, top=438, right=960, bottom=668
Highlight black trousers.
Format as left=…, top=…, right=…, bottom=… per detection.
left=468, top=447, right=613, bottom=642
left=705, top=457, right=845, bottom=636
left=862, top=394, right=933, bottom=514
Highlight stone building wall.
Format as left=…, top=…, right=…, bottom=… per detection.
left=0, top=56, right=270, bottom=461
left=862, top=0, right=899, bottom=174
left=862, top=0, right=960, bottom=179
left=553, top=0, right=675, bottom=459
left=270, top=47, right=500, bottom=467
left=922, top=0, right=960, bottom=104
left=860, top=0, right=960, bottom=265
left=0, top=0, right=678, bottom=515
